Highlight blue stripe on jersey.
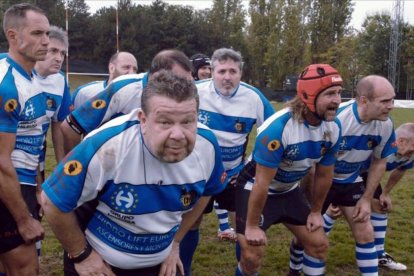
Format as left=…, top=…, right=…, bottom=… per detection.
left=197, top=127, right=227, bottom=195
left=88, top=211, right=179, bottom=254
left=0, top=65, right=21, bottom=133
left=72, top=77, right=141, bottom=134
left=341, top=135, right=381, bottom=151
left=43, top=119, right=139, bottom=212
left=198, top=110, right=255, bottom=134
left=99, top=180, right=205, bottom=214
left=239, top=82, right=275, bottom=119
left=15, top=168, right=37, bottom=186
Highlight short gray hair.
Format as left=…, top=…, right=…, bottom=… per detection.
left=49, top=25, right=68, bottom=50
left=211, top=48, right=243, bottom=71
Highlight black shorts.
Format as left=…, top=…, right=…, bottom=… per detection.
left=0, top=185, right=40, bottom=254
left=64, top=256, right=161, bottom=276
left=360, top=171, right=382, bottom=200
left=322, top=181, right=365, bottom=213
left=235, top=185, right=311, bottom=234
left=203, top=175, right=237, bottom=213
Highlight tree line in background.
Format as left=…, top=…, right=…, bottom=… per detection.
left=1, top=0, right=414, bottom=97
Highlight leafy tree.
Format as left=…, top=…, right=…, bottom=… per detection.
left=357, top=13, right=391, bottom=77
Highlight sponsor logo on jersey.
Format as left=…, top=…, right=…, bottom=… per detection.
left=367, top=139, right=374, bottom=149
left=267, top=140, right=280, bottom=151
left=198, top=111, right=209, bottom=125
left=92, top=99, right=106, bottom=109
left=63, top=160, right=83, bottom=176
left=5, top=99, right=17, bottom=112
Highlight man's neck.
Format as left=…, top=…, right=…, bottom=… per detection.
left=8, top=51, right=35, bottom=76
left=303, top=110, right=322, bottom=126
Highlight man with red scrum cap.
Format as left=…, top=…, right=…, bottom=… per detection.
left=234, top=64, right=342, bottom=276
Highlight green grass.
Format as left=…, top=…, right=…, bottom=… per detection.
left=40, top=91, right=414, bottom=275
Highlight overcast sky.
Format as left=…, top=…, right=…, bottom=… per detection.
left=84, top=0, right=414, bottom=30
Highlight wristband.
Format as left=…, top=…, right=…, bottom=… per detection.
left=67, top=242, right=92, bottom=263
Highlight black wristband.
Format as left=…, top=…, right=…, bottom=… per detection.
left=67, top=242, right=92, bottom=263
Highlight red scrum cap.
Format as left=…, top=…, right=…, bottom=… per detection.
left=297, top=64, right=343, bottom=112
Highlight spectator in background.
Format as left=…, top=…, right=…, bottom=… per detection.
left=190, top=53, right=211, bottom=81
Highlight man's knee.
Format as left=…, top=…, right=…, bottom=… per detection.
left=352, top=221, right=374, bottom=243
left=0, top=243, right=39, bottom=276
left=240, top=244, right=264, bottom=274
left=304, top=235, right=329, bottom=260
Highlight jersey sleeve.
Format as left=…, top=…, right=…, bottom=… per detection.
left=54, top=77, right=71, bottom=122
left=254, top=88, right=275, bottom=127
left=253, top=115, right=286, bottom=168
left=70, top=78, right=141, bottom=134
left=373, top=120, right=397, bottom=159
left=197, top=127, right=227, bottom=196
left=0, top=69, right=21, bottom=133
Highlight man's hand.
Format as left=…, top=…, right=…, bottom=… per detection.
left=245, top=225, right=267, bottom=246
left=74, top=249, right=115, bottom=276
left=16, top=215, right=44, bottom=244
left=306, top=211, right=323, bottom=232
left=159, top=241, right=183, bottom=276
left=379, top=193, right=392, bottom=212
left=352, top=197, right=371, bottom=222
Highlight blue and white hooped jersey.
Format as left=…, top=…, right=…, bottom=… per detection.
left=362, top=152, right=414, bottom=172
left=33, top=71, right=71, bottom=163
left=196, top=79, right=274, bottom=176
left=247, top=108, right=341, bottom=194
left=0, top=55, right=48, bottom=185
left=70, top=72, right=148, bottom=134
left=42, top=109, right=227, bottom=269
left=71, top=79, right=107, bottom=110
left=334, top=100, right=396, bottom=184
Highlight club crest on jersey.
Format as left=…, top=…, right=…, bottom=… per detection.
left=267, top=140, right=280, bottom=151
left=234, top=121, right=245, bottom=133
left=320, top=144, right=328, bottom=155
left=47, top=98, right=56, bottom=109
left=180, top=187, right=196, bottom=208
left=4, top=99, right=17, bottom=112
left=220, top=171, right=227, bottom=184
left=367, top=139, right=376, bottom=149
left=92, top=99, right=106, bottom=109
left=63, top=160, right=82, bottom=176
left=112, top=186, right=139, bottom=213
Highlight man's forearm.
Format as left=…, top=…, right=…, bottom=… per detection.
left=364, top=158, right=387, bottom=198
left=383, top=168, right=405, bottom=195
left=311, top=165, right=333, bottom=213
left=0, top=158, right=32, bottom=222
left=41, top=192, right=87, bottom=256
left=174, top=196, right=210, bottom=243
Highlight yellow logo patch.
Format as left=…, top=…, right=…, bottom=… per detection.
left=63, top=160, right=83, bottom=176
left=4, top=99, right=17, bottom=112
left=267, top=140, right=280, bottom=151
left=92, top=99, right=106, bottom=109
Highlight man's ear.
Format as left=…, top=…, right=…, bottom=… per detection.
left=108, top=63, right=115, bottom=74
left=6, top=29, right=17, bottom=43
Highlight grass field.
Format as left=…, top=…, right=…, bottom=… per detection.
left=39, top=77, right=414, bottom=275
